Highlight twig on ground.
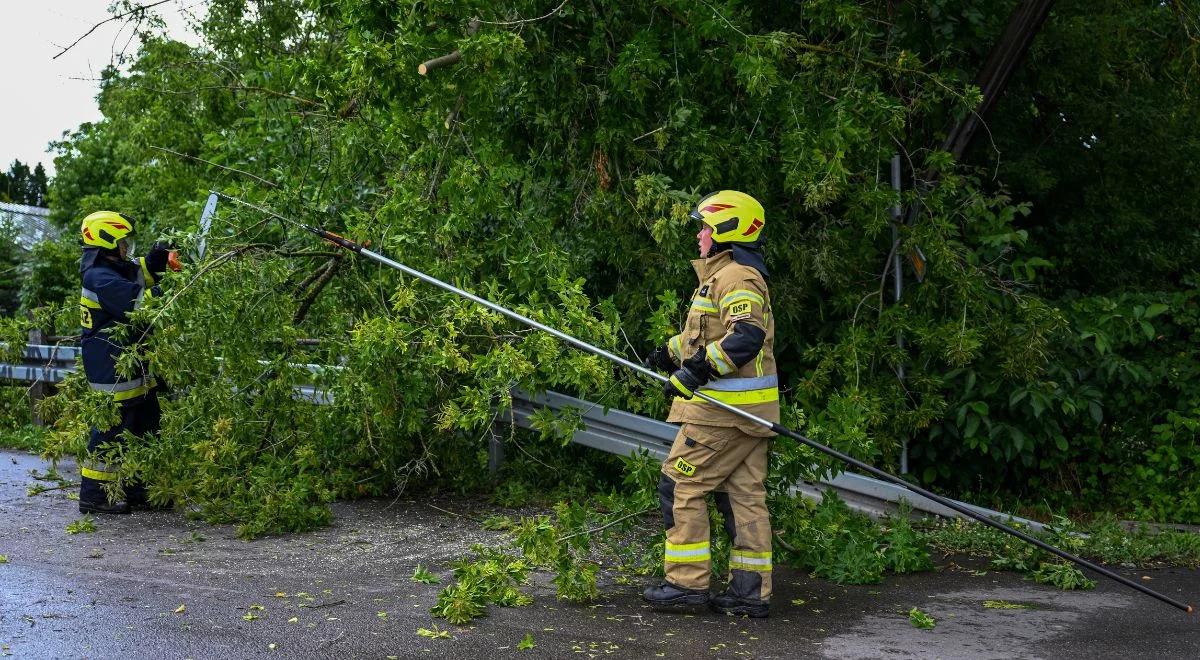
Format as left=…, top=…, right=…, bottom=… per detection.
left=559, top=505, right=656, bottom=542
left=300, top=599, right=346, bottom=609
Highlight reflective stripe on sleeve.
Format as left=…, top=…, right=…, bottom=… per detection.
left=719, top=289, right=765, bottom=309
left=669, top=374, right=694, bottom=398
left=81, top=288, right=101, bottom=309
left=139, top=257, right=157, bottom=287
left=668, top=334, right=684, bottom=362
left=706, top=342, right=735, bottom=375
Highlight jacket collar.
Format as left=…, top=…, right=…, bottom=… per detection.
left=81, top=247, right=136, bottom=278
left=691, top=249, right=735, bottom=281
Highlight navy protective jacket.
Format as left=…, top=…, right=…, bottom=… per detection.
left=79, top=248, right=162, bottom=402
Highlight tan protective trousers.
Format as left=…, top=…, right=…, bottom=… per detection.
left=658, top=422, right=772, bottom=601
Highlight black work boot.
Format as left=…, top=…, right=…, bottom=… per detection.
left=125, top=483, right=172, bottom=511
left=79, top=476, right=131, bottom=515
left=642, top=582, right=710, bottom=609
left=710, top=593, right=770, bottom=618
left=79, top=499, right=131, bottom=515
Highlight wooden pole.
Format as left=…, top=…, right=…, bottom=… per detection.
left=27, top=325, right=48, bottom=427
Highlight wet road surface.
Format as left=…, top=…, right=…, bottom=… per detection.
left=2, top=450, right=1198, bottom=659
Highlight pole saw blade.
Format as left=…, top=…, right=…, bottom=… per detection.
left=196, top=191, right=219, bottom=262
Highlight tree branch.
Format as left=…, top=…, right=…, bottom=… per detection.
left=293, top=255, right=344, bottom=325
left=53, top=0, right=174, bottom=60
left=149, top=145, right=280, bottom=189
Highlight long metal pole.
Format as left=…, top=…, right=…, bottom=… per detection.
left=890, top=155, right=908, bottom=474
left=211, top=191, right=1195, bottom=616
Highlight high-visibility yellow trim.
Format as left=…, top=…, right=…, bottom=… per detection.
left=730, top=561, right=773, bottom=572
left=669, top=375, right=694, bottom=398
left=665, top=540, right=711, bottom=563
left=81, top=466, right=119, bottom=481
left=706, top=343, right=735, bottom=375
left=139, top=257, right=157, bottom=287
left=754, top=350, right=764, bottom=377
left=731, top=550, right=772, bottom=559
left=676, top=387, right=778, bottom=406
left=80, top=296, right=101, bottom=309
left=690, top=297, right=718, bottom=314
left=666, top=541, right=709, bottom=551
left=720, top=289, right=765, bottom=309
left=112, top=385, right=151, bottom=402
left=668, top=335, right=684, bottom=362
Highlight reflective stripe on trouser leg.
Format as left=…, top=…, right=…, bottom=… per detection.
left=717, top=434, right=772, bottom=601
left=81, top=462, right=119, bottom=482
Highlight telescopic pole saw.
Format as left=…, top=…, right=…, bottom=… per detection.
left=209, top=190, right=1194, bottom=616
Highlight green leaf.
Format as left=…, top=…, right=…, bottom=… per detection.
left=517, top=633, right=536, bottom=650
left=412, top=565, right=440, bottom=584
left=964, top=415, right=980, bottom=438
left=908, top=607, right=935, bottom=629
left=1143, top=303, right=1169, bottom=319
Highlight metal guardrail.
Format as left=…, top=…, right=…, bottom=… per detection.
left=2, top=344, right=1046, bottom=528
left=507, top=388, right=1047, bottom=529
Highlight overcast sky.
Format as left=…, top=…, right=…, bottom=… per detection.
left=0, top=1, right=204, bottom=176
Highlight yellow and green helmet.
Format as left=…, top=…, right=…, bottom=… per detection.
left=80, top=211, right=136, bottom=250
left=689, top=190, right=765, bottom=244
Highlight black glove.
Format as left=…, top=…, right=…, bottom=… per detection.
left=663, top=349, right=716, bottom=399
left=145, top=241, right=172, bottom=275
left=643, top=345, right=679, bottom=374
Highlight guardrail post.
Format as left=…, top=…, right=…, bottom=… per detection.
left=27, top=326, right=49, bottom=426
left=487, top=424, right=504, bottom=475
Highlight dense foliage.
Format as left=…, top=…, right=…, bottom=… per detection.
left=0, top=159, right=49, bottom=206
left=8, top=0, right=1197, bottom=537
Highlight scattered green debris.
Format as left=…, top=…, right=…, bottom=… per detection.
left=983, top=600, right=1033, bottom=610
left=481, top=514, right=515, bottom=531
left=431, top=545, right=532, bottom=624
left=412, top=565, right=440, bottom=584
left=66, top=516, right=96, bottom=535
left=0, top=555, right=8, bottom=564
left=517, top=633, right=536, bottom=650
left=417, top=626, right=452, bottom=640
left=908, top=607, right=936, bottom=630
left=1031, top=562, right=1096, bottom=590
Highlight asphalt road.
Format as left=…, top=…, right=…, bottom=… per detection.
left=2, top=449, right=1198, bottom=659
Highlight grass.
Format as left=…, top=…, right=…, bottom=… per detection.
left=0, top=424, right=43, bottom=452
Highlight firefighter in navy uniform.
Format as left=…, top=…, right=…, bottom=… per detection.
left=642, top=190, right=778, bottom=618
left=77, top=211, right=173, bottom=514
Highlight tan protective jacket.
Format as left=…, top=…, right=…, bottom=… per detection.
left=666, top=250, right=778, bottom=436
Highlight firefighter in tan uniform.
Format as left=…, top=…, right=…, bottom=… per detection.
left=642, top=190, right=777, bottom=618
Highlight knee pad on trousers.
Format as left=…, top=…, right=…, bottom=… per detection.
left=657, top=474, right=677, bottom=530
